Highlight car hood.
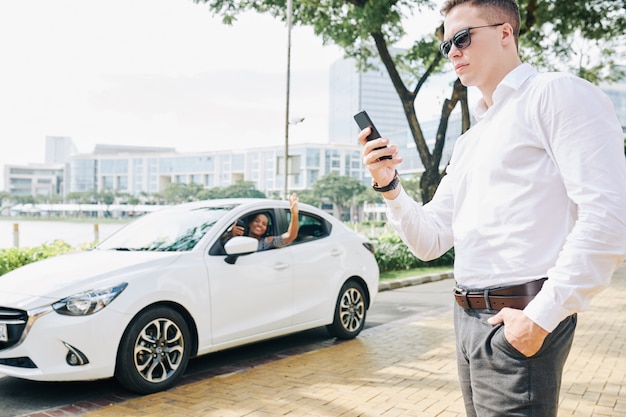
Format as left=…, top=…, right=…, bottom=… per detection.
left=0, top=250, right=181, bottom=310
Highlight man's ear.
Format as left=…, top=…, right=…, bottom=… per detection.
left=501, top=23, right=516, bottom=48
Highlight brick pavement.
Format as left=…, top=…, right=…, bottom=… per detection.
left=28, top=264, right=626, bottom=417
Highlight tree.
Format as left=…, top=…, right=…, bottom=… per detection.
left=195, top=0, right=625, bottom=202
left=0, top=191, right=12, bottom=207
left=162, top=183, right=205, bottom=203
left=14, top=195, right=36, bottom=205
left=198, top=180, right=266, bottom=199
left=295, top=188, right=321, bottom=207
left=97, top=190, right=116, bottom=205
left=312, top=173, right=366, bottom=220
left=399, top=174, right=423, bottom=203
left=222, top=180, right=267, bottom=198
left=127, top=196, right=141, bottom=205
left=65, top=191, right=89, bottom=204
left=37, top=194, right=63, bottom=204
left=353, top=187, right=382, bottom=207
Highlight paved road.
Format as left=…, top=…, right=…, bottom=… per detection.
left=0, top=278, right=454, bottom=417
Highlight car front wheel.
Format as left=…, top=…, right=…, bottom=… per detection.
left=327, top=280, right=367, bottom=339
left=115, top=306, right=192, bottom=394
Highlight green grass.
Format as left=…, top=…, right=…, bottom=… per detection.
left=380, top=266, right=453, bottom=281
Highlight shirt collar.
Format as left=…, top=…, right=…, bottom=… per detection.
left=473, top=63, right=537, bottom=119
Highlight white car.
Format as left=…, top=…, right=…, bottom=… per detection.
left=0, top=199, right=378, bottom=394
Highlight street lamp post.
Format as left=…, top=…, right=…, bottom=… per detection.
left=283, top=0, right=293, bottom=200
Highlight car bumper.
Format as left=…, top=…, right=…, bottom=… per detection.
left=0, top=306, right=130, bottom=382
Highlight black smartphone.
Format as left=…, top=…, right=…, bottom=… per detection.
left=353, top=110, right=392, bottom=160
left=236, top=218, right=248, bottom=236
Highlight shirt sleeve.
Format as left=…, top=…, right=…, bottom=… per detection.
left=523, top=75, right=626, bottom=332
left=385, top=175, right=455, bottom=261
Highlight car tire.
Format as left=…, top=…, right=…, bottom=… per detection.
left=115, top=306, right=192, bottom=394
left=326, top=280, right=367, bottom=339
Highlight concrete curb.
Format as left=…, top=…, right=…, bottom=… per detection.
left=378, top=270, right=454, bottom=292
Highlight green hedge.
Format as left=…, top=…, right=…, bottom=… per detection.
left=0, top=234, right=454, bottom=277
left=373, top=233, right=454, bottom=274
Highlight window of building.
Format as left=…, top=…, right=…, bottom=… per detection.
left=118, top=176, right=128, bottom=191
left=100, top=159, right=129, bottom=175
left=102, top=176, right=115, bottom=190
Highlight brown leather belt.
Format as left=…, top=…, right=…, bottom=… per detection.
left=453, top=278, right=547, bottom=310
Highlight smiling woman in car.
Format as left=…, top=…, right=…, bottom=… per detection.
left=227, top=193, right=299, bottom=251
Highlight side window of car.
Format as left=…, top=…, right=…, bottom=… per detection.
left=209, top=211, right=276, bottom=256
left=294, top=213, right=331, bottom=244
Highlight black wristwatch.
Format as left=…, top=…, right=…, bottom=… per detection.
left=372, top=170, right=400, bottom=192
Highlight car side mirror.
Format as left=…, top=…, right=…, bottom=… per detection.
left=224, top=236, right=258, bottom=264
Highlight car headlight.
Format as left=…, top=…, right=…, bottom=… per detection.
left=52, top=283, right=128, bottom=316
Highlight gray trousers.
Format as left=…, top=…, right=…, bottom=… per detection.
left=454, top=304, right=577, bottom=417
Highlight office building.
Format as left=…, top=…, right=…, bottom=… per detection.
left=3, top=163, right=64, bottom=197
left=45, top=135, right=78, bottom=164
left=329, top=56, right=408, bottom=146
left=66, top=143, right=365, bottom=198
left=329, top=56, right=462, bottom=176
left=3, top=136, right=76, bottom=197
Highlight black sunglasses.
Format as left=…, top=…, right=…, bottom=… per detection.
left=439, top=23, right=504, bottom=59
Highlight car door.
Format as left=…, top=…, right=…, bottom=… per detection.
left=288, top=212, right=344, bottom=326
left=205, top=211, right=294, bottom=346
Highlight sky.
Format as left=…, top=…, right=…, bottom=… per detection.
left=0, top=0, right=449, bottom=183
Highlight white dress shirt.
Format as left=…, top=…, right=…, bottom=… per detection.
left=385, top=63, right=626, bottom=332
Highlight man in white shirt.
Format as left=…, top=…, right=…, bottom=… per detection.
left=358, top=0, right=626, bottom=416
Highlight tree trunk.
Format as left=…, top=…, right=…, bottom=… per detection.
left=371, top=32, right=471, bottom=203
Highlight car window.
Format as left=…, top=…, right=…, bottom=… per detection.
left=99, top=206, right=231, bottom=252
left=209, top=210, right=276, bottom=256
left=293, top=212, right=331, bottom=244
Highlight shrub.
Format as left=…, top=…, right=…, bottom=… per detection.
left=373, top=233, right=454, bottom=273
left=0, top=233, right=451, bottom=278
left=361, top=220, right=387, bottom=228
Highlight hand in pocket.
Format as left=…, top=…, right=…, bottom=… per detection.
left=488, top=307, right=549, bottom=357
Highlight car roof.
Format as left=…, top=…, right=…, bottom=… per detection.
left=175, top=198, right=285, bottom=210
left=154, top=198, right=327, bottom=219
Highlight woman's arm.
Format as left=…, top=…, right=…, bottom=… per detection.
left=261, top=194, right=299, bottom=250
left=281, top=193, right=299, bottom=245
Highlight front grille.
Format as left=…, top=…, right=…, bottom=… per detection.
left=0, top=307, right=28, bottom=351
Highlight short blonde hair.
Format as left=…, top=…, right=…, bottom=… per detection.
left=440, top=0, right=520, bottom=48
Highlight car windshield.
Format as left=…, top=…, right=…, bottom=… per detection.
left=97, top=205, right=233, bottom=252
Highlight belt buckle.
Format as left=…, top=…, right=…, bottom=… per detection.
left=453, top=286, right=470, bottom=309
left=453, top=286, right=467, bottom=296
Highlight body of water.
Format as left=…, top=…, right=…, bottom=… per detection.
left=0, top=220, right=128, bottom=249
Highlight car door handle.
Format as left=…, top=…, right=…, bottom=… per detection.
left=330, top=248, right=343, bottom=256
left=273, top=262, right=290, bottom=270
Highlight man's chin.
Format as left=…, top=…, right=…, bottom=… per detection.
left=456, top=74, right=472, bottom=87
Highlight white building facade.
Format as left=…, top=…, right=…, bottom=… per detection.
left=66, top=143, right=365, bottom=197
left=3, top=163, right=65, bottom=197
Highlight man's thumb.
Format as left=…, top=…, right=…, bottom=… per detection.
left=487, top=312, right=504, bottom=326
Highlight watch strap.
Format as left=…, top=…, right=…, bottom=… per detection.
left=372, top=170, right=400, bottom=192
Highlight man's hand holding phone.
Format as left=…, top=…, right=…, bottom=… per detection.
left=354, top=111, right=402, bottom=197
